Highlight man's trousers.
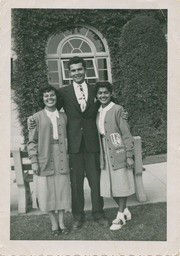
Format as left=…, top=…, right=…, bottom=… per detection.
left=69, top=138, right=104, bottom=222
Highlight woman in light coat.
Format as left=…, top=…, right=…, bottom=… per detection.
left=27, top=85, right=71, bottom=236
left=95, top=81, right=135, bottom=231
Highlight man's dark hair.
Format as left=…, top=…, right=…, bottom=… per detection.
left=68, top=56, right=86, bottom=70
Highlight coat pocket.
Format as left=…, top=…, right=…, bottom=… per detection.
left=111, top=147, right=126, bottom=169
left=37, top=156, right=47, bottom=170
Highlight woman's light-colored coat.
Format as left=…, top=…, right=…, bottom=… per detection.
left=97, top=104, right=134, bottom=170
left=27, top=110, right=69, bottom=176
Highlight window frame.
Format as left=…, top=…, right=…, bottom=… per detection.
left=46, top=25, right=112, bottom=87
left=61, top=58, right=98, bottom=81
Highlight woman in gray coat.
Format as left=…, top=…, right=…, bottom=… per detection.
left=27, top=85, right=71, bottom=236
left=95, top=81, right=135, bottom=231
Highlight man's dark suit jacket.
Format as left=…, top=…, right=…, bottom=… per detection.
left=58, top=84, right=100, bottom=154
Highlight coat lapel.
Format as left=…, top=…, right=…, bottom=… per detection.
left=85, top=83, right=95, bottom=110
left=67, top=84, right=81, bottom=111
left=65, top=83, right=95, bottom=113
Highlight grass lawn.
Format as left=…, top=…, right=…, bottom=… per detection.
left=143, top=154, right=167, bottom=165
left=10, top=202, right=166, bottom=241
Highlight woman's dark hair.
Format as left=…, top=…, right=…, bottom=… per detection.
left=39, top=85, right=60, bottom=109
left=67, top=56, right=86, bottom=70
left=95, top=81, right=113, bottom=94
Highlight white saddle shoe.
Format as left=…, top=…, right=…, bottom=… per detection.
left=123, top=207, right=132, bottom=221
left=110, top=211, right=126, bottom=231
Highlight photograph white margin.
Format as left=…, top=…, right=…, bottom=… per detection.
left=0, top=0, right=180, bottom=255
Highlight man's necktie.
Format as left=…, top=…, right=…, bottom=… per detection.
left=79, top=84, right=87, bottom=112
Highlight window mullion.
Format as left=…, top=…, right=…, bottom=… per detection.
left=79, top=40, right=84, bottom=50
left=68, top=40, right=74, bottom=50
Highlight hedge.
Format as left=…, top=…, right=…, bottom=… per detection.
left=114, top=15, right=167, bottom=155
left=11, top=9, right=167, bottom=155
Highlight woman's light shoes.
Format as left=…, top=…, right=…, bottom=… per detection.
left=110, top=212, right=126, bottom=231
left=124, top=207, right=132, bottom=221
left=110, top=208, right=131, bottom=231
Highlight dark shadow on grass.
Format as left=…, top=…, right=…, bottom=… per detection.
left=10, top=202, right=166, bottom=241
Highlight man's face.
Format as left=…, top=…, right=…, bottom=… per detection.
left=69, top=62, right=86, bottom=84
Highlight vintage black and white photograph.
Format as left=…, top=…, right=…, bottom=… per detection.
left=0, top=0, right=180, bottom=255
left=10, top=8, right=167, bottom=241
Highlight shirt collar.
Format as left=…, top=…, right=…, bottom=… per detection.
left=98, top=101, right=115, bottom=112
left=45, top=108, right=59, bottom=118
left=73, top=81, right=87, bottom=88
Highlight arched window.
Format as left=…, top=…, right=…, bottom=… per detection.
left=46, top=25, right=112, bottom=88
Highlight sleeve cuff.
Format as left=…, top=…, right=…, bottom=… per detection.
left=30, top=156, right=38, bottom=164
left=126, top=150, right=134, bottom=158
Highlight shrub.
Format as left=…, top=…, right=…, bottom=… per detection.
left=114, top=15, right=167, bottom=155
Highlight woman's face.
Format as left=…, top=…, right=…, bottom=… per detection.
left=97, top=87, right=112, bottom=107
left=43, top=90, right=57, bottom=109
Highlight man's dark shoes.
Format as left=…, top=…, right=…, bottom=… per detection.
left=72, top=220, right=83, bottom=230
left=51, top=229, right=60, bottom=237
left=59, top=228, right=69, bottom=235
left=95, top=218, right=109, bottom=227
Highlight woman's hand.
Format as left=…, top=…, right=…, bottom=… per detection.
left=27, top=116, right=36, bottom=130
left=121, top=108, right=128, bottom=120
left=32, top=163, right=40, bottom=175
left=127, top=157, right=134, bottom=169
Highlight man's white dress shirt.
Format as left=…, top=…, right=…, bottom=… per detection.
left=73, top=81, right=88, bottom=112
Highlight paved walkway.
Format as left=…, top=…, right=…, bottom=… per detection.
left=10, top=162, right=167, bottom=215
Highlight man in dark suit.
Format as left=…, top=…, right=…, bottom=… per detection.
left=58, top=56, right=107, bottom=230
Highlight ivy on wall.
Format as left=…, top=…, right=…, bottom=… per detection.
left=11, top=9, right=167, bottom=155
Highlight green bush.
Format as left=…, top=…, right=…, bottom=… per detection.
left=11, top=9, right=167, bottom=154
left=114, top=15, right=167, bottom=155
